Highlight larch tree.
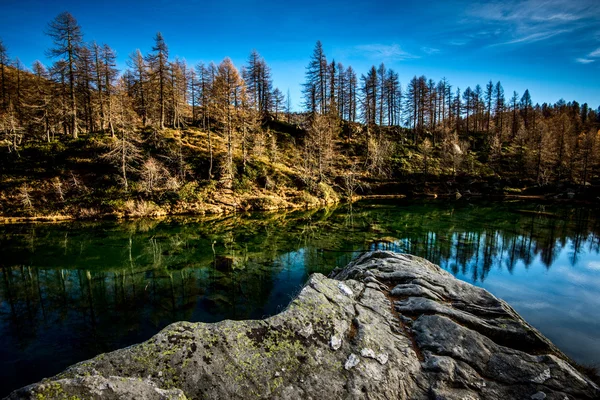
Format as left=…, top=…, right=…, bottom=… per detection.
left=417, top=76, right=428, bottom=134
left=49, top=59, right=70, bottom=137
left=30, top=60, right=52, bottom=141
left=386, top=70, right=400, bottom=127
left=92, top=42, right=106, bottom=132
left=303, top=40, right=328, bottom=114
left=46, top=12, right=83, bottom=138
left=244, top=51, right=261, bottom=113
left=272, top=88, right=285, bottom=120
left=346, top=66, right=357, bottom=123
left=90, top=42, right=117, bottom=136
left=454, top=87, right=462, bottom=134
left=336, top=62, right=345, bottom=120
left=445, top=80, right=453, bottom=130
left=238, top=83, right=260, bottom=172
left=102, top=77, right=142, bottom=191
left=194, top=62, right=211, bottom=131
left=205, top=63, right=218, bottom=179
left=377, top=63, right=386, bottom=126
left=146, top=32, right=169, bottom=129
left=405, top=76, right=418, bottom=133
left=243, top=50, right=273, bottom=118
left=436, top=79, right=445, bottom=130
left=188, top=67, right=197, bottom=124
left=511, top=91, right=519, bottom=139
left=520, top=89, right=532, bottom=130
left=328, top=60, right=338, bottom=116
left=101, top=44, right=118, bottom=137
left=494, top=81, right=505, bottom=138
left=361, top=66, right=378, bottom=127
left=463, top=87, right=473, bottom=134
left=127, top=50, right=147, bottom=125
left=212, top=58, right=244, bottom=184
left=306, top=112, right=336, bottom=181
left=170, top=58, right=187, bottom=128
left=474, top=84, right=482, bottom=131
left=485, top=80, right=493, bottom=133
left=427, top=79, right=436, bottom=130
left=76, top=45, right=94, bottom=133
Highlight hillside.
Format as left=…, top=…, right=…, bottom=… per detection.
left=1, top=114, right=599, bottom=222
left=1, top=13, right=599, bottom=221
left=0, top=122, right=339, bottom=220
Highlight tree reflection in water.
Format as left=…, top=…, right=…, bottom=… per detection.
left=0, top=200, right=599, bottom=396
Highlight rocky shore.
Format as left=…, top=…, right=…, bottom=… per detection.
left=7, top=251, right=599, bottom=399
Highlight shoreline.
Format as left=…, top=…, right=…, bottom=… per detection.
left=1, top=191, right=597, bottom=225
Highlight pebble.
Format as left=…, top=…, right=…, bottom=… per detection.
left=330, top=335, right=342, bottom=350
left=338, top=283, right=353, bottom=297
left=345, top=353, right=360, bottom=370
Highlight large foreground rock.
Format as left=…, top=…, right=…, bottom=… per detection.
left=8, top=251, right=599, bottom=399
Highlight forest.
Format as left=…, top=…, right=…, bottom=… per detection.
left=1, top=12, right=599, bottom=219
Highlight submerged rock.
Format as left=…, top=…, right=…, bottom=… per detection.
left=7, top=251, right=599, bottom=399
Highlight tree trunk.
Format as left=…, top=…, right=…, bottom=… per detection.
left=67, top=34, right=78, bottom=139
left=121, top=137, right=128, bottom=191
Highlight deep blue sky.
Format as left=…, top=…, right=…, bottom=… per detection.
left=1, top=0, right=599, bottom=110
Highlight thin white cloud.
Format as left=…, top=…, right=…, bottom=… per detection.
left=421, top=47, right=440, bottom=55
left=576, top=58, right=595, bottom=64
left=556, top=266, right=600, bottom=287
left=469, top=0, right=598, bottom=23
left=532, top=13, right=581, bottom=22
left=355, top=44, right=418, bottom=61
left=588, top=261, right=600, bottom=270
left=493, top=29, right=569, bottom=46
left=576, top=46, right=600, bottom=64
left=467, top=0, right=599, bottom=47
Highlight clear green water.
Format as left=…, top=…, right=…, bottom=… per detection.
left=1, top=199, right=599, bottom=396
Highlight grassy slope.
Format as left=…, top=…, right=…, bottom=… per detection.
left=0, top=125, right=344, bottom=220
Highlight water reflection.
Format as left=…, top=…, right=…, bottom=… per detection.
left=0, top=200, right=599, bottom=396
left=364, top=205, right=599, bottom=279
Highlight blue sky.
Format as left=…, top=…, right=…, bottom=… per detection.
left=0, top=0, right=599, bottom=110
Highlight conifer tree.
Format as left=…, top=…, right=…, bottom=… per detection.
left=46, top=12, right=83, bottom=138
left=485, top=80, right=493, bottom=133
left=127, top=50, right=147, bottom=125
left=244, top=50, right=273, bottom=118
left=146, top=32, right=169, bottom=129
left=303, top=41, right=328, bottom=114
left=102, top=44, right=118, bottom=136
left=212, top=58, right=244, bottom=184
left=346, top=67, right=357, bottom=123
left=272, top=88, right=285, bottom=120
left=494, top=81, right=505, bottom=137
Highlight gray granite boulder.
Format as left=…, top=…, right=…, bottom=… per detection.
left=7, top=251, right=599, bottom=399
